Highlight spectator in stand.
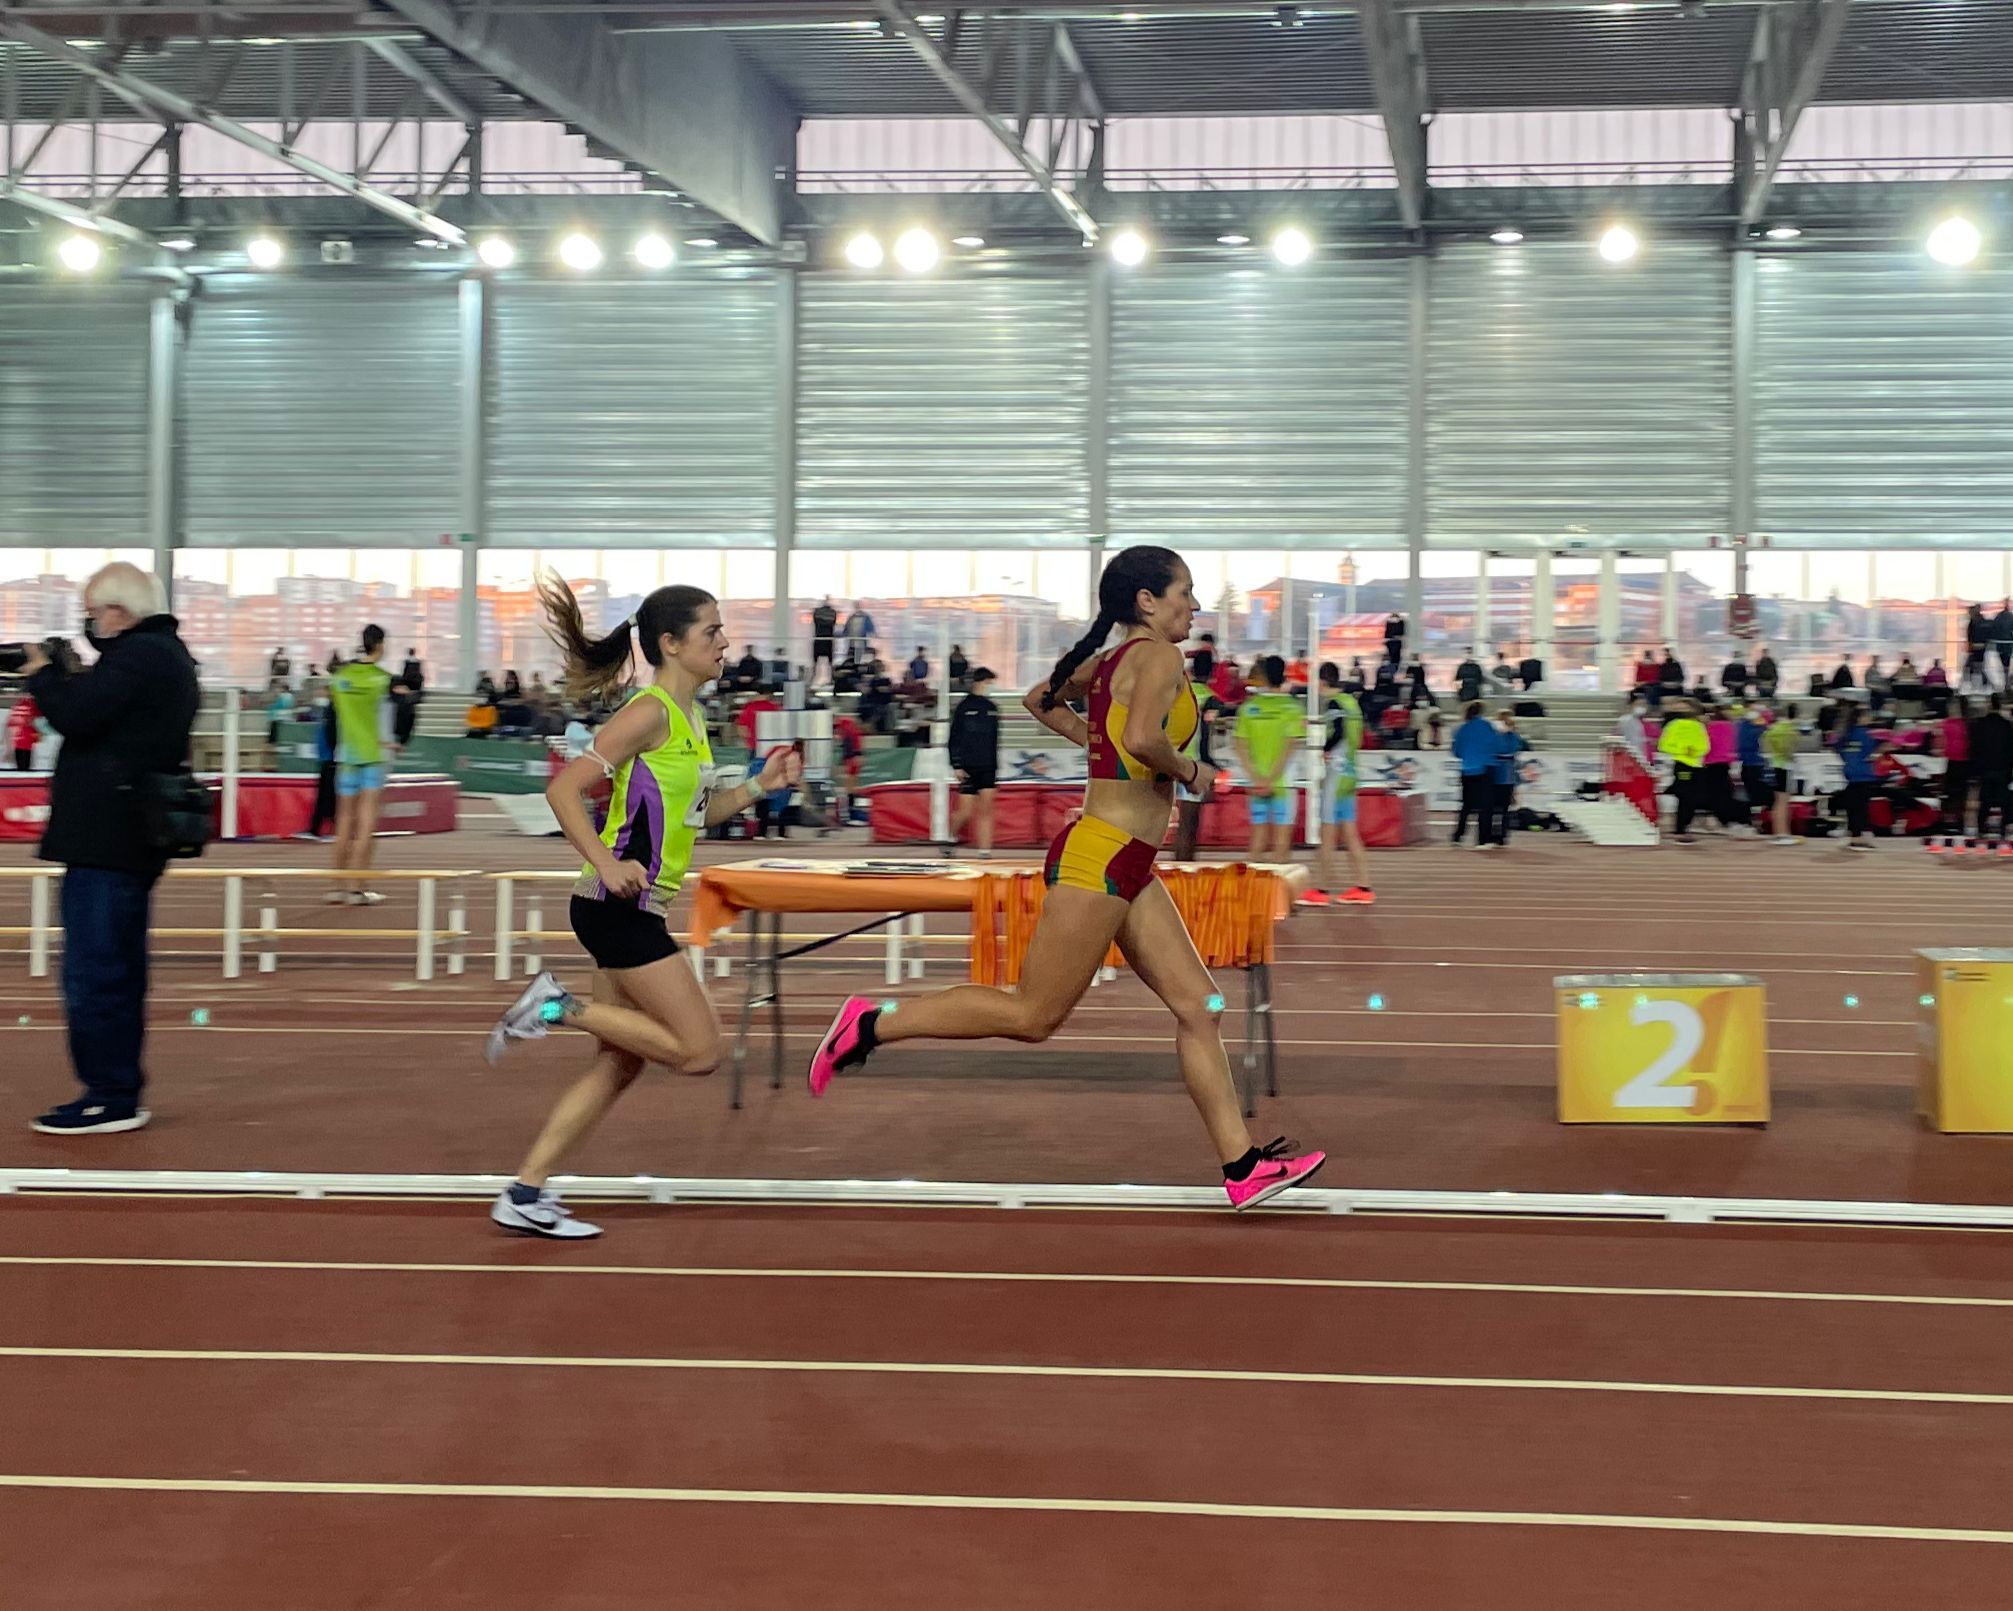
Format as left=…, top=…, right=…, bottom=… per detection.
left=1234, top=654, right=1301, bottom=861
left=1304, top=663, right=1372, bottom=907
left=842, top=604, right=875, bottom=664
left=1749, top=647, right=1776, bottom=701
left=1424, top=706, right=1445, bottom=749
left=811, top=597, right=839, bottom=687
left=1517, top=647, right=1544, bottom=693
left=1964, top=605, right=1992, bottom=692
left=1173, top=648, right=1225, bottom=862
left=735, top=688, right=780, bottom=760
left=1864, top=656, right=1891, bottom=714
left=1454, top=648, right=1484, bottom=705
left=857, top=669, right=895, bottom=736
left=1615, top=694, right=1650, bottom=768
left=906, top=646, right=930, bottom=685
left=1450, top=701, right=1497, bottom=848
left=1995, top=599, right=2013, bottom=689
left=1829, top=659, right=1856, bottom=692
left=1764, top=702, right=1800, bottom=844
left=1488, top=651, right=1517, bottom=696
left=1659, top=700, right=1709, bottom=846
left=731, top=646, right=764, bottom=692
left=1890, top=655, right=1923, bottom=717
left=1383, top=611, right=1406, bottom=667
left=831, top=658, right=862, bottom=697
left=1658, top=648, right=1686, bottom=704
left=7, top=692, right=40, bottom=771
left=1832, top=702, right=1883, bottom=851
left=305, top=690, right=339, bottom=841
left=948, top=645, right=970, bottom=693
left=1971, top=695, right=2013, bottom=840
left=1703, top=702, right=1743, bottom=831
left=1633, top=650, right=1662, bottom=709
left=944, top=667, right=1001, bottom=859
left=768, top=646, right=792, bottom=689
left=474, top=670, right=499, bottom=705
left=1284, top=655, right=1310, bottom=694
left=265, top=684, right=293, bottom=750
left=1923, top=659, right=1952, bottom=717
left=1487, top=711, right=1527, bottom=850
left=1405, top=653, right=1434, bottom=709
left=503, top=670, right=524, bottom=703
left=1343, top=658, right=1367, bottom=696
left=393, top=647, right=425, bottom=746
left=1940, top=701, right=1973, bottom=834
left=268, top=646, right=292, bottom=692
left=833, top=710, right=865, bottom=823
left=1720, top=651, right=1749, bottom=700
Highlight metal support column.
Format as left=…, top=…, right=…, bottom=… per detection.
left=1598, top=550, right=1620, bottom=695
left=773, top=268, right=798, bottom=653
left=1087, top=254, right=1111, bottom=611
left=1730, top=251, right=1756, bottom=605
left=145, top=291, right=183, bottom=607
left=1474, top=552, right=1491, bottom=655
left=1405, top=256, right=1428, bottom=633
left=1533, top=550, right=1555, bottom=681
left=456, top=275, right=486, bottom=692
left=1661, top=554, right=1678, bottom=647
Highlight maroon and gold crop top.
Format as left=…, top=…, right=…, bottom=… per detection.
left=1085, top=638, right=1200, bottom=783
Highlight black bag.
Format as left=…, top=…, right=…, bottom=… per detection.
left=132, top=768, right=213, bottom=860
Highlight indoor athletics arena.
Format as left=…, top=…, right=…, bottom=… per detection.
left=8, top=2, right=2013, bottom=1605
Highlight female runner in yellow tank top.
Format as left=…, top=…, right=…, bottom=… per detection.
left=808, top=546, right=1325, bottom=1210
left=482, top=576, right=801, bottom=1239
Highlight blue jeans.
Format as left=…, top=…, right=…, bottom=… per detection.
left=60, top=867, right=156, bottom=1107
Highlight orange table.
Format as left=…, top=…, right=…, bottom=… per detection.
left=689, top=858, right=1303, bottom=1114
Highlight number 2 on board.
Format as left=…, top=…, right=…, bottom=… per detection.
left=1613, top=999, right=1705, bottom=1109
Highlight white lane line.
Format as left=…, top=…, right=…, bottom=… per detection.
left=3, top=1346, right=2011, bottom=1407
left=0, top=1473, right=2009, bottom=1545
left=3, top=1256, right=2010, bottom=1312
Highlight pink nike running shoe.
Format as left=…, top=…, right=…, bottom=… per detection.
left=809, top=995, right=880, bottom=1097
left=1224, top=1137, right=1327, bottom=1211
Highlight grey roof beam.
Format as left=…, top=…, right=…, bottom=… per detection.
left=1736, top=0, right=1852, bottom=227
left=0, top=176, right=161, bottom=246
left=1050, top=21, right=1105, bottom=119
left=375, top=0, right=795, bottom=245
left=361, top=35, right=477, bottom=126
left=0, top=19, right=468, bottom=241
left=872, top=0, right=1100, bottom=240
left=1355, top=0, right=1429, bottom=232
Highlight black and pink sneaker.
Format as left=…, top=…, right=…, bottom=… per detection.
left=1224, top=1137, right=1326, bottom=1211
left=809, top=996, right=881, bottom=1097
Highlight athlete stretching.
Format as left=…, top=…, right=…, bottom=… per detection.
left=807, top=546, right=1325, bottom=1210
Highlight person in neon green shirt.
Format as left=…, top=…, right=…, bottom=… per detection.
left=1234, top=653, right=1303, bottom=860
left=1307, top=662, right=1374, bottom=907
left=1762, top=702, right=1801, bottom=845
left=484, top=575, right=803, bottom=1240
left=1657, top=700, right=1709, bottom=843
left=327, top=625, right=397, bottom=905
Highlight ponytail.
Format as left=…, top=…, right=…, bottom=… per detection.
left=1042, top=612, right=1114, bottom=711
left=1041, top=543, right=1187, bottom=711
left=538, top=572, right=717, bottom=707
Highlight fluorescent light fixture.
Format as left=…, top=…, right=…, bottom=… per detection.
left=844, top=231, right=885, bottom=269
left=893, top=226, right=941, bottom=273
left=1217, top=233, right=1251, bottom=246
left=1927, top=215, right=1981, bottom=267
left=1597, top=224, right=1639, bottom=263
left=952, top=234, right=986, bottom=248
left=558, top=232, right=603, bottom=271
left=633, top=232, right=676, bottom=270
left=475, top=236, right=516, bottom=270
left=1490, top=228, right=1525, bottom=245
left=1763, top=225, right=1802, bottom=241
left=57, top=232, right=102, bottom=273
left=1109, top=227, right=1150, bottom=267
left=685, top=237, right=719, bottom=248
left=1271, top=226, right=1313, bottom=266
left=246, top=233, right=284, bottom=269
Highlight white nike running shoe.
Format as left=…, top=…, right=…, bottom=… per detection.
left=490, top=1188, right=601, bottom=1239
left=485, top=971, right=571, bottom=1066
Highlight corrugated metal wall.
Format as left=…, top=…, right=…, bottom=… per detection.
left=1755, top=253, right=2013, bottom=543
left=797, top=269, right=1088, bottom=548
left=1426, top=240, right=1730, bottom=544
left=1109, top=259, right=1411, bottom=546
left=183, top=278, right=462, bottom=547
left=0, top=284, right=153, bottom=545
left=487, top=274, right=779, bottom=548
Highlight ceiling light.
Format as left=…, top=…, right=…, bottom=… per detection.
left=160, top=234, right=195, bottom=253
left=1119, top=11, right=1142, bottom=21
left=1271, top=226, right=1313, bottom=266
left=893, top=226, right=941, bottom=274
left=1927, top=215, right=1981, bottom=267
left=57, top=232, right=102, bottom=273
left=245, top=233, right=284, bottom=269
left=475, top=236, right=516, bottom=270
left=1597, top=224, right=1639, bottom=263
left=685, top=237, right=719, bottom=248
left=952, top=234, right=986, bottom=248
left=1109, top=227, right=1150, bottom=267
left=1217, top=233, right=1251, bottom=246
left=558, top=232, right=603, bottom=271
left=1763, top=225, right=1802, bottom=241
left=1490, top=228, right=1525, bottom=245
left=844, top=230, right=885, bottom=269
left=633, top=232, right=676, bottom=270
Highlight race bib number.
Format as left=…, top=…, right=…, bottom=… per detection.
left=683, top=768, right=717, bottom=829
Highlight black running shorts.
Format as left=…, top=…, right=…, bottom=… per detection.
left=569, top=895, right=680, bottom=972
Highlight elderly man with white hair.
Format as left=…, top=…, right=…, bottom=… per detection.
left=20, top=562, right=200, bottom=1135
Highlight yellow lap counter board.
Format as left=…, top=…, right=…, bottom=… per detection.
left=1916, top=949, right=2013, bottom=1133
left=1554, top=973, right=1770, bottom=1125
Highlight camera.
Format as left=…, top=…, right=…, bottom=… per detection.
left=0, top=637, right=75, bottom=676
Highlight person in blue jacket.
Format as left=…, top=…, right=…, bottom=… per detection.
left=1832, top=701, right=1885, bottom=852
left=1488, top=710, right=1529, bottom=849
left=1450, top=700, right=1497, bottom=847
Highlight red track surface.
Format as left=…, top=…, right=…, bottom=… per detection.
left=6, top=820, right=2013, bottom=1603
left=4, top=1200, right=2013, bottom=1607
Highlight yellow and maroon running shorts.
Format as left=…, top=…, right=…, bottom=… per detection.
left=1042, top=813, right=1159, bottom=902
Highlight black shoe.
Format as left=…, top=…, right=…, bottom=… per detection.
left=32, top=1099, right=151, bottom=1135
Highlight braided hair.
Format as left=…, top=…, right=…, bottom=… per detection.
left=1040, top=545, right=1185, bottom=711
